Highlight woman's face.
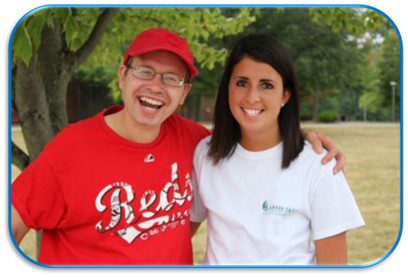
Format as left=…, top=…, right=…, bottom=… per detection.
left=228, top=55, right=291, bottom=139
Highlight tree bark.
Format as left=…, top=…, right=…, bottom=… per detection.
left=39, top=21, right=70, bottom=134
left=14, top=57, right=54, bottom=160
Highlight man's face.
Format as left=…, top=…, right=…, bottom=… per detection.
left=118, top=51, right=191, bottom=129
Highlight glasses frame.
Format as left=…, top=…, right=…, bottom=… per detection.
left=126, top=64, right=190, bottom=87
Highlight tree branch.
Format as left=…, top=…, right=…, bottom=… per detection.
left=12, top=141, right=30, bottom=171
left=71, top=8, right=118, bottom=67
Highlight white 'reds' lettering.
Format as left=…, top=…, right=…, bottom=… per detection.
left=95, top=163, right=193, bottom=243
left=95, top=182, right=135, bottom=232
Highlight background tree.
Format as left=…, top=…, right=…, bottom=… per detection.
left=310, top=8, right=400, bottom=121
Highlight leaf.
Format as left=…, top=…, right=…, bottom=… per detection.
left=64, top=15, right=80, bottom=48
left=13, top=25, right=33, bottom=67
left=52, top=8, right=70, bottom=24
left=46, top=13, right=54, bottom=27
left=26, top=12, right=47, bottom=50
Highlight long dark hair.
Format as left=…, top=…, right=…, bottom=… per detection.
left=208, top=34, right=304, bottom=169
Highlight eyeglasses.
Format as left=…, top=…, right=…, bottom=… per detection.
left=126, top=65, right=188, bottom=87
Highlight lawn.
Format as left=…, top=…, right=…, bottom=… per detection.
left=11, top=122, right=401, bottom=265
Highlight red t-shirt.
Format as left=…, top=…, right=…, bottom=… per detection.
left=12, top=106, right=210, bottom=265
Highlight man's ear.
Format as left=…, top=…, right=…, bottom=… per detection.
left=178, top=83, right=192, bottom=106
left=118, top=65, right=127, bottom=90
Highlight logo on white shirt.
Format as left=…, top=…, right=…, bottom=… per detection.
left=262, top=200, right=297, bottom=216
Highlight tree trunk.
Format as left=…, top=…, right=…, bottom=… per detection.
left=14, top=57, right=54, bottom=160
left=39, top=22, right=71, bottom=134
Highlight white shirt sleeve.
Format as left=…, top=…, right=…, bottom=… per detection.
left=190, top=138, right=209, bottom=223
left=311, top=169, right=365, bottom=240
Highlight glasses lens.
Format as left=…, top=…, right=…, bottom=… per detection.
left=162, top=73, right=184, bottom=87
left=133, top=66, right=155, bottom=80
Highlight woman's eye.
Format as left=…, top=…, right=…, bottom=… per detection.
left=236, top=79, right=247, bottom=87
left=262, top=82, right=274, bottom=89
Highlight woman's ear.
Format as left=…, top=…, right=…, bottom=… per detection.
left=283, top=89, right=291, bottom=104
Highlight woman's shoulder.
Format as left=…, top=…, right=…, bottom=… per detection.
left=296, top=141, right=337, bottom=176
left=195, top=135, right=212, bottom=154
left=193, top=135, right=212, bottom=165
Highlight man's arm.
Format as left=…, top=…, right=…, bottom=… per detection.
left=11, top=206, right=30, bottom=245
left=315, top=232, right=347, bottom=265
left=303, top=130, right=345, bottom=174
left=190, top=222, right=202, bottom=237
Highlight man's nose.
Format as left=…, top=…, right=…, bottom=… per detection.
left=148, top=73, right=165, bottom=92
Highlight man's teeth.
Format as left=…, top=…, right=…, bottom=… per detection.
left=243, top=108, right=262, bottom=116
left=140, top=96, right=164, bottom=106
left=139, top=96, right=164, bottom=110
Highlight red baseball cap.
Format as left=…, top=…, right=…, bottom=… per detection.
left=123, top=28, right=199, bottom=78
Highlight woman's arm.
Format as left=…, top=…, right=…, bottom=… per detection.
left=315, top=232, right=347, bottom=265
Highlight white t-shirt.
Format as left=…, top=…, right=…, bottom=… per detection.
left=191, top=136, right=365, bottom=265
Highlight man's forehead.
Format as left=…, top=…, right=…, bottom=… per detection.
left=130, top=51, right=188, bottom=73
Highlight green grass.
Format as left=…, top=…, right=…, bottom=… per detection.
left=11, top=122, right=400, bottom=265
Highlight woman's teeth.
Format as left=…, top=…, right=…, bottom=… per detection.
left=243, top=108, right=262, bottom=117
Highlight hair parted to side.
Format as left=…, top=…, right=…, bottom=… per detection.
left=208, top=34, right=305, bottom=169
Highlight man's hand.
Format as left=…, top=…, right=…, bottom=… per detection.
left=304, top=130, right=345, bottom=174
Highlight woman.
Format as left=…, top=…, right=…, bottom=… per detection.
left=190, top=34, right=364, bottom=265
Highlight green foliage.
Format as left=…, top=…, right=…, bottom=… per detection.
left=318, top=110, right=340, bottom=123
left=300, top=110, right=313, bottom=121
left=309, top=8, right=391, bottom=35
left=13, top=8, right=103, bottom=66
left=83, top=8, right=255, bottom=71
left=13, top=25, right=32, bottom=66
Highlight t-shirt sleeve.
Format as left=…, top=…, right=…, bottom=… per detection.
left=12, top=151, right=67, bottom=231
left=193, top=123, right=211, bottom=143
left=310, top=169, right=365, bottom=240
left=190, top=139, right=209, bottom=223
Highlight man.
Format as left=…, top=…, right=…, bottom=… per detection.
left=11, top=28, right=343, bottom=265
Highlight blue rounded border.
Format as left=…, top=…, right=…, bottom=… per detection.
left=8, top=3, right=404, bottom=269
